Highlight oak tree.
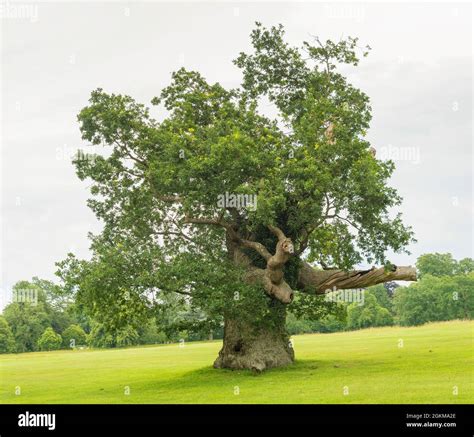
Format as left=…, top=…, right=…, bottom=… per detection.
left=58, top=24, right=416, bottom=371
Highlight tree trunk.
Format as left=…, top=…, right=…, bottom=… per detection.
left=213, top=302, right=294, bottom=372
left=215, top=230, right=417, bottom=372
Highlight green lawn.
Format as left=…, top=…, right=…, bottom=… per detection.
left=1, top=320, right=472, bottom=404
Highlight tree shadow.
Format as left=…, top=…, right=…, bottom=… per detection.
left=141, top=356, right=380, bottom=396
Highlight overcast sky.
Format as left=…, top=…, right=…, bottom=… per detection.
left=1, top=1, right=472, bottom=309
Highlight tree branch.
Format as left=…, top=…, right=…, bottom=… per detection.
left=267, top=224, right=286, bottom=241
left=297, top=261, right=417, bottom=294
left=240, top=239, right=272, bottom=261
left=183, top=216, right=223, bottom=226
left=158, top=195, right=184, bottom=203
left=295, top=193, right=334, bottom=255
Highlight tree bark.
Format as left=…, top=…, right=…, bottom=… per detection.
left=297, top=262, right=417, bottom=294
left=213, top=303, right=294, bottom=372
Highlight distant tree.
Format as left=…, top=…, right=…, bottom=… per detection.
left=28, top=277, right=68, bottom=310
left=62, top=324, right=87, bottom=348
left=347, top=293, right=393, bottom=329
left=88, top=323, right=115, bottom=348
left=367, top=283, right=393, bottom=313
left=3, top=278, right=74, bottom=350
left=0, top=316, right=16, bottom=353
left=88, top=322, right=140, bottom=348
left=116, top=325, right=140, bottom=347
left=286, top=313, right=316, bottom=335
left=455, top=258, right=474, bottom=275
left=37, top=327, right=62, bottom=351
left=138, top=319, right=167, bottom=344
left=3, top=283, right=51, bottom=352
left=393, top=273, right=474, bottom=325
left=311, top=314, right=347, bottom=333
left=65, top=302, right=92, bottom=333
left=29, top=277, right=75, bottom=334
left=416, top=253, right=457, bottom=278
left=447, top=273, right=474, bottom=320
left=393, top=278, right=442, bottom=326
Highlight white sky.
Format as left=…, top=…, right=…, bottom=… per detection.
left=1, top=1, right=472, bottom=309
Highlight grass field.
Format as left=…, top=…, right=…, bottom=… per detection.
left=0, top=320, right=472, bottom=404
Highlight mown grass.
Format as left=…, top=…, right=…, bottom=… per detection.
left=0, top=320, right=472, bottom=404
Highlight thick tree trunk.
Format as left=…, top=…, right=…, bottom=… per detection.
left=213, top=303, right=294, bottom=372
left=215, top=227, right=417, bottom=372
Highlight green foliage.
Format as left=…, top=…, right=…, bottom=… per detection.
left=88, top=322, right=140, bottom=348
left=347, top=293, right=394, bottom=330
left=310, top=314, right=347, bottom=333
left=0, top=316, right=16, bottom=353
left=12, top=278, right=75, bottom=333
left=235, top=23, right=414, bottom=267
left=3, top=300, right=51, bottom=352
left=368, top=283, right=394, bottom=313
left=116, top=325, right=140, bottom=347
left=2, top=278, right=83, bottom=352
left=394, top=254, right=474, bottom=326
left=450, top=273, right=474, bottom=319
left=415, top=253, right=474, bottom=278
left=393, top=273, right=474, bottom=326
left=37, top=327, right=62, bottom=351
left=286, top=312, right=346, bottom=334
left=289, top=292, right=346, bottom=321
left=57, top=238, right=285, bottom=338
left=287, top=290, right=347, bottom=334
left=455, top=257, right=474, bottom=275
left=286, top=313, right=315, bottom=335
left=62, top=324, right=87, bottom=348
left=417, top=253, right=457, bottom=278
left=137, top=319, right=168, bottom=344
left=88, top=323, right=116, bottom=348
left=56, top=23, right=415, bottom=334
left=64, top=302, right=92, bottom=333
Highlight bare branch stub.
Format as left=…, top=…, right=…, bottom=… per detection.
left=297, top=262, right=417, bottom=294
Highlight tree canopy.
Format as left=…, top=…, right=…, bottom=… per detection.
left=56, top=24, right=417, bottom=370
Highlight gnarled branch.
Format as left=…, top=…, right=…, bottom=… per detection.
left=267, top=224, right=286, bottom=241
left=297, top=261, right=417, bottom=294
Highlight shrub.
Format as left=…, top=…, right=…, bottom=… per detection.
left=62, top=324, right=87, bottom=348
left=37, top=327, right=62, bottom=351
left=0, top=316, right=16, bottom=353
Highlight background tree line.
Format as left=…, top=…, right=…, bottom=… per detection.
left=287, top=253, right=473, bottom=334
left=0, top=252, right=472, bottom=353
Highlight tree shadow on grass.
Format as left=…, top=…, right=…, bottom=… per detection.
left=141, top=356, right=379, bottom=396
